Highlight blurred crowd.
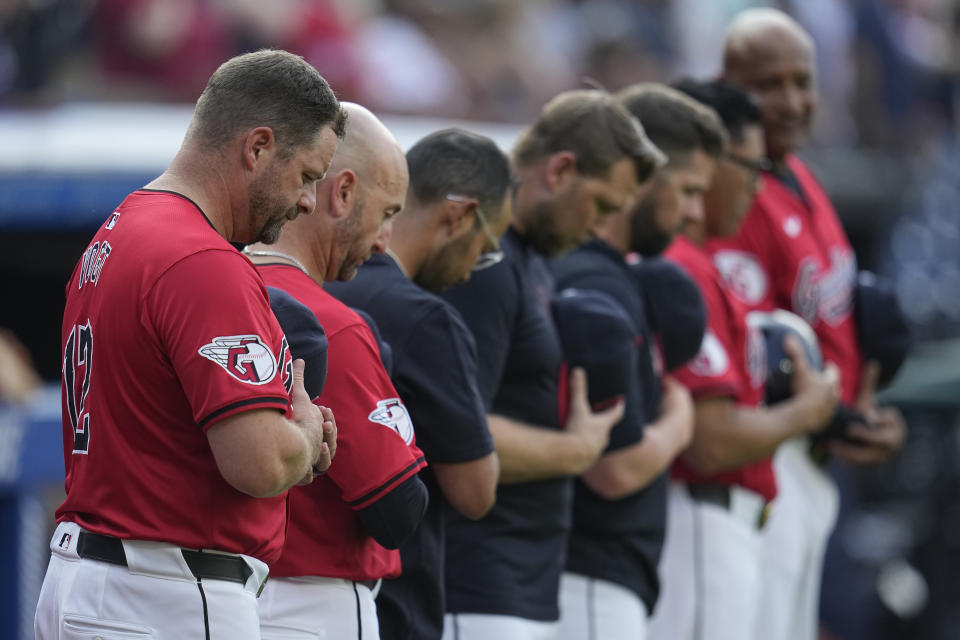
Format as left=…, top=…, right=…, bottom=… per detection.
left=3, top=0, right=960, bottom=341
left=0, top=0, right=957, bottom=154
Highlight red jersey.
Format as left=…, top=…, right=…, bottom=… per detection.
left=258, top=264, right=427, bottom=580
left=666, top=235, right=776, bottom=502
left=706, top=155, right=861, bottom=404
left=57, top=190, right=295, bottom=565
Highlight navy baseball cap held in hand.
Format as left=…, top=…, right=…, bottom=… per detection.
left=551, top=288, right=637, bottom=415
left=266, top=286, right=328, bottom=400
left=750, top=309, right=823, bottom=406
left=854, top=270, right=911, bottom=389
left=351, top=306, right=394, bottom=378
left=632, top=258, right=706, bottom=371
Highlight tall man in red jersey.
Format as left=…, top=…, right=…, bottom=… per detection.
left=36, top=50, right=344, bottom=640
left=715, top=9, right=907, bottom=639
left=246, top=103, right=428, bottom=640
left=646, top=82, right=840, bottom=640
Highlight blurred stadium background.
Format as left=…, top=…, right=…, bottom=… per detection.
left=0, top=1, right=958, bottom=639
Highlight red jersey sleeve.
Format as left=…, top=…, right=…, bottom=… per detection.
left=142, top=250, right=293, bottom=430
left=320, top=322, right=426, bottom=510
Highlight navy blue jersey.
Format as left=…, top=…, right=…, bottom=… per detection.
left=325, top=253, right=494, bottom=640
left=551, top=238, right=668, bottom=611
left=441, top=226, right=569, bottom=621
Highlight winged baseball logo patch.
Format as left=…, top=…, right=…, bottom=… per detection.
left=198, top=335, right=278, bottom=385
left=368, top=398, right=415, bottom=444
left=688, top=331, right=730, bottom=377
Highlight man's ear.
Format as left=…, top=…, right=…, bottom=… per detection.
left=444, top=200, right=476, bottom=238
left=242, top=127, right=276, bottom=171
left=544, top=151, right=578, bottom=192
left=328, top=170, right=357, bottom=219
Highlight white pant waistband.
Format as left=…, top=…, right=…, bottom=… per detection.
left=50, top=521, right=269, bottom=597
left=686, top=483, right=770, bottom=530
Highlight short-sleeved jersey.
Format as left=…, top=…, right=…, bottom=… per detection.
left=551, top=238, right=668, bottom=611
left=57, top=190, right=294, bottom=564
left=326, top=252, right=494, bottom=640
left=665, top=235, right=776, bottom=502
left=441, top=227, right=569, bottom=621
left=258, top=264, right=427, bottom=580
left=706, top=155, right=861, bottom=404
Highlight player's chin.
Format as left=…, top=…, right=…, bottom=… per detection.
left=338, top=263, right=361, bottom=282
left=772, top=126, right=808, bottom=154
left=258, top=222, right=285, bottom=245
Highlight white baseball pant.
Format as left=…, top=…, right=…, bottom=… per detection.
left=259, top=576, right=381, bottom=640
left=557, top=571, right=648, bottom=640
left=35, top=521, right=269, bottom=639
left=442, top=613, right=558, bottom=640
left=754, top=437, right=840, bottom=640
left=647, top=481, right=765, bottom=640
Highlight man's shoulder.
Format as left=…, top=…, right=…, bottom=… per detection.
left=310, top=288, right=370, bottom=338
left=106, top=191, right=242, bottom=276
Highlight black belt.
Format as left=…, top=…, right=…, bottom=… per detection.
left=686, top=483, right=771, bottom=529
left=76, top=531, right=253, bottom=585
left=687, top=483, right=733, bottom=508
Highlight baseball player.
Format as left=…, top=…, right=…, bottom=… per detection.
left=550, top=83, right=735, bottom=640
left=438, top=90, right=653, bottom=640
left=647, top=78, right=840, bottom=640
left=326, top=128, right=513, bottom=640
left=35, top=50, right=343, bottom=640
left=711, top=10, right=907, bottom=639
left=246, top=103, right=428, bottom=640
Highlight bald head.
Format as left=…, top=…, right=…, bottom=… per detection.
left=721, top=8, right=817, bottom=162
left=724, top=9, right=813, bottom=74
left=331, top=102, right=406, bottom=181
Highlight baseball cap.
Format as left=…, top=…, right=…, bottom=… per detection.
left=551, top=288, right=637, bottom=418
left=750, top=308, right=823, bottom=405
left=855, top=271, right=911, bottom=389
left=632, top=258, right=706, bottom=371
left=266, top=286, right=328, bottom=400
left=351, top=306, right=394, bottom=377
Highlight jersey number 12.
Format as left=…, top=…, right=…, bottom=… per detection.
left=63, top=321, right=93, bottom=454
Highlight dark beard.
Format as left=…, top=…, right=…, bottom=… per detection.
left=629, top=195, right=673, bottom=257
left=521, top=200, right=574, bottom=258
left=257, top=216, right=287, bottom=245
left=249, top=167, right=296, bottom=245
left=414, top=232, right=473, bottom=293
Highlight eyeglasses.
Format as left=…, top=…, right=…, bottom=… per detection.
left=446, top=194, right=504, bottom=271
left=724, top=153, right=773, bottom=178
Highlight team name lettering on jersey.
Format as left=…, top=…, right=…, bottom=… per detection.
left=368, top=398, right=415, bottom=444
left=78, top=241, right=113, bottom=290
left=792, top=247, right=855, bottom=328
left=198, top=335, right=279, bottom=385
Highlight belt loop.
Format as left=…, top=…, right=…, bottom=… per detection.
left=239, top=553, right=271, bottom=598
left=758, top=502, right=772, bottom=529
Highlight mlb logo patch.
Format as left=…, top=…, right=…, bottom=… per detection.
left=58, top=532, right=72, bottom=550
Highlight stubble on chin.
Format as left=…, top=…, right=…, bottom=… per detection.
left=257, top=219, right=284, bottom=245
